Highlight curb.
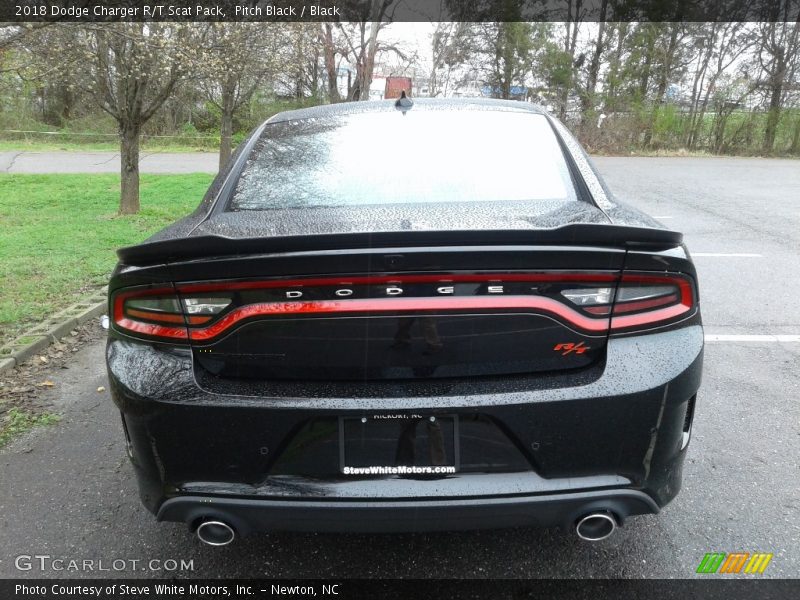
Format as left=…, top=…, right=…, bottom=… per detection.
left=0, top=289, right=107, bottom=376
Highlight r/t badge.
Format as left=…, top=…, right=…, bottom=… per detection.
left=554, top=342, right=590, bottom=355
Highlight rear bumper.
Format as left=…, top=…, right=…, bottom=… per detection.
left=107, top=324, right=703, bottom=533
left=157, top=489, right=659, bottom=534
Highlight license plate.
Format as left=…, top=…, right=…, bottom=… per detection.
left=340, top=415, right=458, bottom=475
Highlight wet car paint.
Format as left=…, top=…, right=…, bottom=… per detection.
left=106, top=99, right=703, bottom=535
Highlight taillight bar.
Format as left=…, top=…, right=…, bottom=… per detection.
left=110, top=271, right=696, bottom=342
left=112, top=286, right=189, bottom=340
left=186, top=296, right=614, bottom=342
left=609, top=273, right=695, bottom=331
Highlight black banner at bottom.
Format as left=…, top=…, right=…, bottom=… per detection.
left=2, top=579, right=799, bottom=600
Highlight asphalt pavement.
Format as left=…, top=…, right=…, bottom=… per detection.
left=0, top=151, right=218, bottom=174
left=1, top=155, right=798, bottom=579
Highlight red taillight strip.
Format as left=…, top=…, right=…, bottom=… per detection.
left=610, top=274, right=695, bottom=330
left=125, top=308, right=186, bottom=324
left=619, top=274, right=694, bottom=306
left=612, top=293, right=679, bottom=315
left=112, top=272, right=696, bottom=341
left=112, top=286, right=189, bottom=340
left=188, top=296, right=611, bottom=341
left=610, top=304, right=691, bottom=330
left=124, top=308, right=211, bottom=326
left=114, top=317, right=189, bottom=340
left=176, top=272, right=618, bottom=293
left=584, top=306, right=611, bottom=315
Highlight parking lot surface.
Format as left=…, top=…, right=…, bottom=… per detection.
left=1, top=156, right=798, bottom=578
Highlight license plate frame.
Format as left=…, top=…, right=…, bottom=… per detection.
left=339, top=414, right=459, bottom=475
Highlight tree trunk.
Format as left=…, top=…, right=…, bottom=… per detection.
left=119, top=124, right=141, bottom=215
left=638, top=32, right=655, bottom=100
left=219, top=111, right=233, bottom=172
left=59, top=85, right=73, bottom=123
left=501, top=24, right=513, bottom=99
left=689, top=92, right=710, bottom=150
left=685, top=26, right=715, bottom=148
left=322, top=25, right=339, bottom=102
left=361, top=20, right=381, bottom=102
left=712, top=106, right=730, bottom=154
left=604, top=23, right=627, bottom=114
left=580, top=0, right=608, bottom=130
left=763, top=82, right=783, bottom=154
left=310, top=47, right=320, bottom=98
left=219, top=84, right=235, bottom=171
left=790, top=116, right=800, bottom=154
left=644, top=24, right=680, bottom=148
left=558, top=15, right=579, bottom=120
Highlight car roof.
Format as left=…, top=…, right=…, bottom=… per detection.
left=265, top=97, right=550, bottom=125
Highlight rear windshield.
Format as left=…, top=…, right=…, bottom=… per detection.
left=229, top=109, right=577, bottom=210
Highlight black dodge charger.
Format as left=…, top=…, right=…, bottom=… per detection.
left=106, top=99, right=702, bottom=545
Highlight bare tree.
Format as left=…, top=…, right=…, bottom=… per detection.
left=557, top=0, right=585, bottom=119
left=18, top=23, right=202, bottom=214
left=0, top=23, right=50, bottom=51
left=685, top=22, right=754, bottom=149
left=428, top=22, right=472, bottom=98
left=7, top=18, right=800, bottom=161
left=643, top=23, right=691, bottom=148
left=89, top=24, right=202, bottom=213
left=280, top=23, right=323, bottom=100
left=5, top=24, right=79, bottom=123
left=756, top=16, right=800, bottom=152
left=459, top=22, right=533, bottom=99
left=321, top=23, right=341, bottom=102
left=579, top=0, right=609, bottom=130
left=334, top=1, right=403, bottom=101
left=199, top=23, right=282, bottom=170
left=601, top=22, right=631, bottom=113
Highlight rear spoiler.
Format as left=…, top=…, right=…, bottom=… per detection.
left=117, top=224, right=683, bottom=266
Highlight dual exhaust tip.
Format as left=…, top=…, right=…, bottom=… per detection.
left=575, top=512, right=617, bottom=541
left=194, top=512, right=617, bottom=546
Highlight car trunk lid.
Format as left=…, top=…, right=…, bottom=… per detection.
left=115, top=225, right=681, bottom=382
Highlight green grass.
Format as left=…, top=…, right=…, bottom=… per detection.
left=0, top=173, right=214, bottom=345
left=0, top=408, right=60, bottom=448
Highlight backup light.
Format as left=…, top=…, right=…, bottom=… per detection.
left=183, top=297, right=232, bottom=315
left=561, top=287, right=613, bottom=305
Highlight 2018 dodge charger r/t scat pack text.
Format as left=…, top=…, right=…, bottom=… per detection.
left=107, top=99, right=702, bottom=545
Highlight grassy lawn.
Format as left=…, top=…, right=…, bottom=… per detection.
left=0, top=173, right=213, bottom=346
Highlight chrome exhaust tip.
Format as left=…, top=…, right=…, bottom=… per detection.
left=195, top=519, right=235, bottom=546
left=575, top=512, right=617, bottom=541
